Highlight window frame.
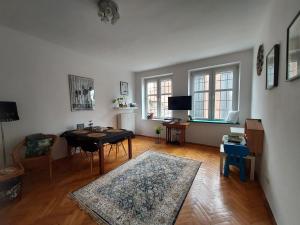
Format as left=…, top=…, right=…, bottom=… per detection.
left=144, top=75, right=173, bottom=119
left=190, top=73, right=210, bottom=120
left=189, top=64, right=239, bottom=121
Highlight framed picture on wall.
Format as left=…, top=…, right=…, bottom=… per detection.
left=266, top=44, right=280, bottom=90
left=120, top=81, right=128, bottom=95
left=286, top=11, right=300, bottom=81
left=68, top=74, right=95, bottom=111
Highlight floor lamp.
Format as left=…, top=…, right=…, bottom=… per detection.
left=0, top=102, right=19, bottom=168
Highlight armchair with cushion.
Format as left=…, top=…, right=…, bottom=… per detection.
left=12, top=134, right=58, bottom=181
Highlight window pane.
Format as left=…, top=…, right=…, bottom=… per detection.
left=289, top=61, right=298, bottom=78
left=160, top=79, right=172, bottom=94
left=147, top=81, right=157, bottom=95
left=194, top=74, right=209, bottom=92
left=161, top=94, right=172, bottom=118
left=193, top=92, right=209, bottom=119
left=147, top=95, right=158, bottom=117
left=214, top=91, right=232, bottom=120
left=215, top=71, right=233, bottom=90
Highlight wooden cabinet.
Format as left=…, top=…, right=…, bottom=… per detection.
left=245, top=119, right=264, bottom=155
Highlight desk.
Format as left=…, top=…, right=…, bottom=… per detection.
left=220, top=135, right=256, bottom=181
left=162, top=122, right=189, bottom=145
left=61, top=129, right=134, bottom=175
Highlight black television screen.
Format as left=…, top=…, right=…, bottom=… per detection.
left=168, top=96, right=192, bottom=110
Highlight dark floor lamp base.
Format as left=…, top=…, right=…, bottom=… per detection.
left=1, top=122, right=7, bottom=168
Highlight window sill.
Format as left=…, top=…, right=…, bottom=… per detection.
left=188, top=119, right=239, bottom=125
left=141, top=118, right=165, bottom=122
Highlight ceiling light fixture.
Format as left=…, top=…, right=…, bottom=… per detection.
left=97, top=0, right=120, bottom=25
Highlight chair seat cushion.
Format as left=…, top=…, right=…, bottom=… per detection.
left=25, top=134, right=53, bottom=158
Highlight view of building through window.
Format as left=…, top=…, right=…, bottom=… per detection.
left=192, top=74, right=209, bottom=119
left=145, top=76, right=172, bottom=119
left=214, top=71, right=233, bottom=120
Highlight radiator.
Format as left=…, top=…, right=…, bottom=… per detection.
left=117, top=112, right=135, bottom=133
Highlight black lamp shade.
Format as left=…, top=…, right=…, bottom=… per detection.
left=0, top=101, right=20, bottom=122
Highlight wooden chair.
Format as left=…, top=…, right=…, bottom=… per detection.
left=79, top=140, right=99, bottom=174
left=107, top=138, right=127, bottom=159
left=12, top=134, right=58, bottom=181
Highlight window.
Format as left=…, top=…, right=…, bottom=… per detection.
left=190, top=65, right=239, bottom=121
left=145, top=76, right=172, bottom=119
left=289, top=61, right=298, bottom=78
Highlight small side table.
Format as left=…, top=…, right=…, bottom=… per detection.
left=162, top=122, right=190, bottom=145
left=0, top=167, right=24, bottom=203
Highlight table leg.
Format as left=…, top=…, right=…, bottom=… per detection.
left=67, top=145, right=72, bottom=158
left=181, top=128, right=185, bottom=145
left=250, top=157, right=255, bottom=181
left=179, top=129, right=183, bottom=145
left=220, top=154, right=223, bottom=174
left=165, top=127, right=168, bottom=144
left=98, top=144, right=104, bottom=175
left=128, top=137, right=132, bottom=159
left=166, top=127, right=169, bottom=143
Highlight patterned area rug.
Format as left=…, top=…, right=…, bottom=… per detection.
left=70, top=151, right=201, bottom=225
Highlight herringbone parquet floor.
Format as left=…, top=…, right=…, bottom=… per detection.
left=0, top=136, right=274, bottom=225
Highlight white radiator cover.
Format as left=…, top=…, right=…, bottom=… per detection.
left=117, top=112, right=135, bottom=133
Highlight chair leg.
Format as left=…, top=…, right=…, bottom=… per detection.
left=239, top=158, right=246, bottom=182
left=223, top=157, right=230, bottom=177
left=107, top=145, right=113, bottom=157
left=49, top=157, right=53, bottom=181
left=121, top=142, right=127, bottom=155
left=84, top=151, right=89, bottom=159
left=90, top=152, right=93, bottom=174
left=115, top=144, right=118, bottom=159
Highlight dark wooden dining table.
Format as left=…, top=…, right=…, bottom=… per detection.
left=61, top=128, right=134, bottom=175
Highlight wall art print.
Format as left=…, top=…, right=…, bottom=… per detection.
left=287, top=11, right=300, bottom=81
left=68, top=74, right=95, bottom=111
left=120, top=81, right=129, bottom=95
left=266, top=44, right=280, bottom=90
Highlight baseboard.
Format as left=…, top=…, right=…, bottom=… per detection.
left=135, top=134, right=218, bottom=149
left=257, top=176, right=278, bottom=225
left=135, top=134, right=164, bottom=139
left=263, top=195, right=278, bottom=225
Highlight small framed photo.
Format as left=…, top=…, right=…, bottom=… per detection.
left=266, top=44, right=280, bottom=90
left=120, top=81, right=128, bottom=95
left=76, top=123, right=85, bottom=130
left=286, top=11, right=300, bottom=81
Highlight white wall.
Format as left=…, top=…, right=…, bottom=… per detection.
left=251, top=0, right=300, bottom=224
left=0, top=26, right=134, bottom=167
left=135, top=49, right=253, bottom=146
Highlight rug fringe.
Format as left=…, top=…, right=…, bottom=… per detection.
left=69, top=193, right=109, bottom=225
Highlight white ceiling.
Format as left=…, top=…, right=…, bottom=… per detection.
left=0, top=0, right=271, bottom=71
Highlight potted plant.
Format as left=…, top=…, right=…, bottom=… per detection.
left=117, top=97, right=124, bottom=108
left=155, top=126, right=163, bottom=144
left=147, top=113, right=154, bottom=119
left=112, top=98, right=118, bottom=108
left=112, top=97, right=125, bottom=108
